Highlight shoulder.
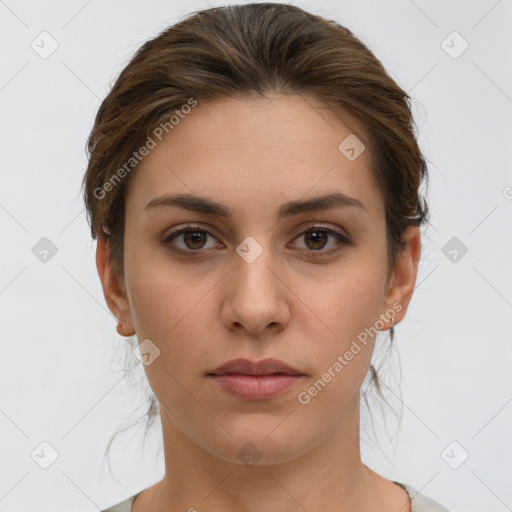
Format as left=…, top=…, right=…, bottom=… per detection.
left=101, top=491, right=142, bottom=512
left=395, top=481, right=452, bottom=512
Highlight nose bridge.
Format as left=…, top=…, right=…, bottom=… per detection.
left=224, top=234, right=288, bottom=333
left=235, top=235, right=278, bottom=301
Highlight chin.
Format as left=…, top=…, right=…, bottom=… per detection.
left=200, top=421, right=318, bottom=467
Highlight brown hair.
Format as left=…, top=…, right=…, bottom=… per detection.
left=82, top=3, right=429, bottom=465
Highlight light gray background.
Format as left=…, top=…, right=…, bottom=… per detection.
left=1, top=1, right=511, bottom=511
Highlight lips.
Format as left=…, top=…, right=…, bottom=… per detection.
left=207, top=358, right=306, bottom=400
left=207, top=358, right=305, bottom=377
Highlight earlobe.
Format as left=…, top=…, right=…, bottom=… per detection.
left=381, top=225, right=421, bottom=329
left=96, top=235, right=135, bottom=336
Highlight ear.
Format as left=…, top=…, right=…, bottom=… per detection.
left=380, top=225, right=421, bottom=328
left=96, top=235, right=135, bottom=337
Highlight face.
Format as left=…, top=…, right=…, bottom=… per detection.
left=99, top=94, right=418, bottom=466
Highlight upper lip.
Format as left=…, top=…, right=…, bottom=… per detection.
left=208, top=358, right=305, bottom=376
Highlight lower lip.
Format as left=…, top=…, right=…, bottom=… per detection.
left=209, top=374, right=304, bottom=400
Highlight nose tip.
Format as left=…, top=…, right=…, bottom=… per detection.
left=221, top=256, right=290, bottom=335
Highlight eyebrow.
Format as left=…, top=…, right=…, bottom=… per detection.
left=143, top=192, right=367, bottom=220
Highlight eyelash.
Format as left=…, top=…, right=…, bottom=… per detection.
left=161, top=223, right=352, bottom=258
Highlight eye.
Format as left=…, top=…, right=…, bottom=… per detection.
left=162, top=223, right=351, bottom=257
left=291, top=225, right=351, bottom=256
left=162, top=224, right=220, bottom=253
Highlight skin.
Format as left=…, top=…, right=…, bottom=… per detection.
left=97, top=93, right=420, bottom=512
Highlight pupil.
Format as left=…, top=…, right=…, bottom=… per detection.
left=186, top=231, right=205, bottom=248
left=307, top=231, right=326, bottom=250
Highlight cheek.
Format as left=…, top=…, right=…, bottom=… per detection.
left=298, top=259, right=387, bottom=393
left=124, top=247, right=219, bottom=378
left=124, top=265, right=210, bottom=413
left=124, top=239, right=198, bottom=335
left=306, top=265, right=386, bottom=346
left=294, top=278, right=381, bottom=423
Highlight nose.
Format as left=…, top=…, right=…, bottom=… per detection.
left=220, top=244, right=291, bottom=335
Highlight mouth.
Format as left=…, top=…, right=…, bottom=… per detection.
left=207, top=357, right=305, bottom=377
left=207, top=358, right=306, bottom=400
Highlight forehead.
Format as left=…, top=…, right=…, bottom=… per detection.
left=151, top=93, right=367, bottom=155
left=125, top=93, right=382, bottom=218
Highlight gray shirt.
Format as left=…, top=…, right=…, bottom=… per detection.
left=101, top=481, right=451, bottom=511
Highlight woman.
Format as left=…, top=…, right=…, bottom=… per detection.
left=82, top=3, right=450, bottom=511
